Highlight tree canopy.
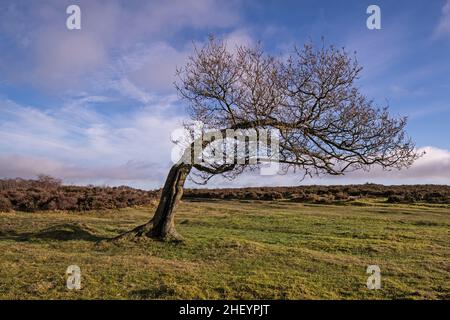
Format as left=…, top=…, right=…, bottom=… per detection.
left=175, top=37, right=419, bottom=183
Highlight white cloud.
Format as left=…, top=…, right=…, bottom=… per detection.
left=315, top=146, right=450, bottom=183
left=32, top=30, right=108, bottom=89
left=223, top=29, right=255, bottom=53
left=2, top=96, right=449, bottom=188
left=201, top=146, right=450, bottom=188
left=339, top=146, right=450, bottom=182
left=2, top=95, right=449, bottom=190
left=0, top=96, right=186, bottom=187
left=0, top=0, right=242, bottom=92
left=116, top=42, right=191, bottom=95
left=113, top=78, right=154, bottom=104
left=0, top=155, right=169, bottom=188
left=435, top=0, right=450, bottom=37
left=0, top=0, right=258, bottom=190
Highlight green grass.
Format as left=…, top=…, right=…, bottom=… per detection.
left=0, top=199, right=449, bottom=299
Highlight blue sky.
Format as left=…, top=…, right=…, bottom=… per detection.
left=0, top=0, right=449, bottom=189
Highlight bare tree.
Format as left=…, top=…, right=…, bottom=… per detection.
left=116, top=37, right=419, bottom=242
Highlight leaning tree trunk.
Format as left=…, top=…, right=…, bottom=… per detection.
left=113, top=162, right=191, bottom=242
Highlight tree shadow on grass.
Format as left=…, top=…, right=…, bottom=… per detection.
left=0, top=223, right=107, bottom=242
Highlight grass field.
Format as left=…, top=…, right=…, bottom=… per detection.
left=0, top=199, right=449, bottom=299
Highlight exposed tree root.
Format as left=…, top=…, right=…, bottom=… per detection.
left=106, top=220, right=184, bottom=244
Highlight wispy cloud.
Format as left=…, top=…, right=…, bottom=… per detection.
left=0, top=155, right=166, bottom=181
left=0, top=96, right=186, bottom=188
left=0, top=0, right=242, bottom=92
left=335, top=146, right=450, bottom=183
left=2, top=94, right=449, bottom=190
left=435, top=0, right=450, bottom=37
left=203, top=146, right=450, bottom=188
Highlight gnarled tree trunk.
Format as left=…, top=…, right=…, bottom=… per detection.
left=113, top=162, right=191, bottom=242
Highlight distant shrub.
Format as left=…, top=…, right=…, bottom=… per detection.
left=243, top=191, right=257, bottom=200
left=1, top=177, right=449, bottom=212
left=184, top=184, right=450, bottom=204
left=404, top=191, right=421, bottom=203
left=0, top=177, right=158, bottom=212
left=387, top=195, right=403, bottom=203
left=423, top=192, right=447, bottom=204
left=346, top=188, right=361, bottom=197
left=0, top=196, right=12, bottom=212
left=334, top=192, right=349, bottom=201
left=57, top=195, right=78, bottom=211
left=314, top=195, right=334, bottom=204
left=261, top=192, right=283, bottom=201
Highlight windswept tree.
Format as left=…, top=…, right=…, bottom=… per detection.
left=116, top=37, right=419, bottom=242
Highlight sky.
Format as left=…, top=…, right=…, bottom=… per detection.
left=0, top=0, right=449, bottom=189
